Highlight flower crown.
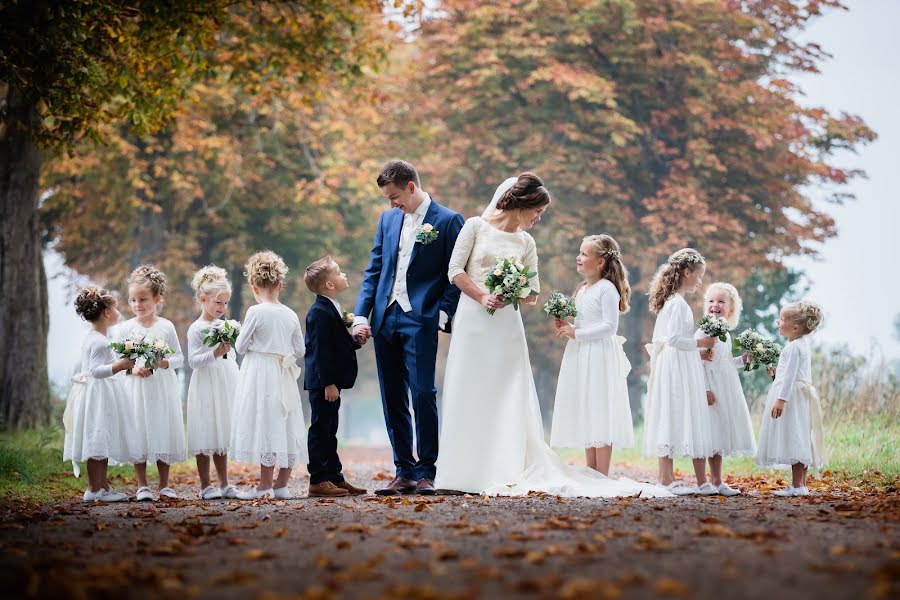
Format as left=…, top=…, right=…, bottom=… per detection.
left=603, top=249, right=621, bottom=260
left=668, top=249, right=704, bottom=267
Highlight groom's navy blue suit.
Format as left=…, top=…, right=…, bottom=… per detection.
left=355, top=197, right=464, bottom=480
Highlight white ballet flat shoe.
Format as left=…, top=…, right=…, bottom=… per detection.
left=666, top=482, right=698, bottom=496
left=236, top=487, right=274, bottom=500
left=199, top=485, right=222, bottom=500
left=793, top=486, right=810, bottom=496
left=273, top=486, right=293, bottom=500
left=98, top=489, right=128, bottom=502
left=219, top=484, right=239, bottom=499
left=83, top=488, right=104, bottom=503
left=717, top=483, right=741, bottom=497
left=135, top=486, right=155, bottom=501
left=158, top=487, right=178, bottom=499
left=697, top=482, right=719, bottom=496
left=773, top=487, right=796, bottom=497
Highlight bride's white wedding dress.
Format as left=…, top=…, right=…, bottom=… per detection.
left=434, top=214, right=670, bottom=498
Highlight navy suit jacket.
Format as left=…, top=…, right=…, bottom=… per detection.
left=304, top=295, right=359, bottom=391
left=354, top=197, right=464, bottom=337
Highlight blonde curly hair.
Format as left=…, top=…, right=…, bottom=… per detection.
left=784, top=300, right=823, bottom=334
left=245, top=251, right=288, bottom=289
left=191, top=265, right=231, bottom=299
left=704, top=282, right=743, bottom=330
left=647, top=248, right=705, bottom=314
left=127, top=264, right=167, bottom=300
left=74, top=285, right=117, bottom=322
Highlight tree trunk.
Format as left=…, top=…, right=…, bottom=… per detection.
left=0, top=85, right=51, bottom=429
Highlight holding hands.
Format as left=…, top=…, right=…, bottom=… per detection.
left=352, top=324, right=372, bottom=346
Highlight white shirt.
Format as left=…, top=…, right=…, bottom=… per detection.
left=389, top=196, right=431, bottom=311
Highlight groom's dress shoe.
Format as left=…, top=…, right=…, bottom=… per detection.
left=374, top=476, right=417, bottom=496
left=308, top=481, right=350, bottom=497
left=336, top=480, right=367, bottom=496
left=415, top=478, right=436, bottom=495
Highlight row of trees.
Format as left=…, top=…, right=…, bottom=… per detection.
left=2, top=0, right=874, bottom=428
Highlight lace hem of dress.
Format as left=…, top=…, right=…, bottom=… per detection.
left=189, top=448, right=229, bottom=457
left=135, top=452, right=186, bottom=465
left=232, top=450, right=302, bottom=468
left=757, top=457, right=813, bottom=467
left=647, top=444, right=713, bottom=460
left=709, top=448, right=757, bottom=458
left=553, top=441, right=634, bottom=450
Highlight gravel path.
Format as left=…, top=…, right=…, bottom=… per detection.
left=1, top=448, right=897, bottom=599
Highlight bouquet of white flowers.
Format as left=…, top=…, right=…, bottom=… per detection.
left=483, top=256, right=539, bottom=315
left=542, top=290, right=577, bottom=319
left=736, top=329, right=781, bottom=372
left=698, top=314, right=729, bottom=342
left=201, top=318, right=241, bottom=359
left=110, top=331, right=173, bottom=374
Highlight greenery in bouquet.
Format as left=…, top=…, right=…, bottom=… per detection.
left=483, top=256, right=538, bottom=315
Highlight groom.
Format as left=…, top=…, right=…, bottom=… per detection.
left=352, top=160, right=464, bottom=495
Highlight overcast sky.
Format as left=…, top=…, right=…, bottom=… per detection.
left=44, top=0, right=900, bottom=385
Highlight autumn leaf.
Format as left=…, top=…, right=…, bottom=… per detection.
left=654, top=577, right=691, bottom=597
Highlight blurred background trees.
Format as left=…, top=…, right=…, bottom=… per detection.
left=5, top=0, right=883, bottom=432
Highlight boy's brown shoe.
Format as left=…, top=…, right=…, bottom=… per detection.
left=308, top=481, right=350, bottom=497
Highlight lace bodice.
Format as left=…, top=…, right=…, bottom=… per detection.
left=573, top=279, right=620, bottom=342
left=447, top=217, right=540, bottom=294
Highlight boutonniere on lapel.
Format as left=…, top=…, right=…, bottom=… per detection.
left=342, top=311, right=355, bottom=328
left=414, top=223, right=439, bottom=245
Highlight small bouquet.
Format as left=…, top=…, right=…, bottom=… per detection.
left=483, top=256, right=539, bottom=315
left=342, top=311, right=355, bottom=329
left=144, top=337, right=175, bottom=372
left=201, top=318, right=241, bottom=359
left=736, top=329, right=781, bottom=372
left=542, top=291, right=577, bottom=319
left=110, top=331, right=174, bottom=374
left=698, top=315, right=729, bottom=342
left=109, top=330, right=151, bottom=375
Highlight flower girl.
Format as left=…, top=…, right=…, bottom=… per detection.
left=186, top=266, right=240, bottom=500
left=64, top=286, right=140, bottom=502
left=230, top=251, right=308, bottom=499
left=757, top=301, right=826, bottom=497
left=115, top=265, right=186, bottom=501
left=694, top=282, right=757, bottom=496
left=550, top=234, right=634, bottom=475
left=643, top=248, right=717, bottom=495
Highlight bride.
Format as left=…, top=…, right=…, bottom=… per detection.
left=434, top=173, right=671, bottom=498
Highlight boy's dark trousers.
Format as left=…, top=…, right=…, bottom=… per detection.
left=307, top=388, right=344, bottom=485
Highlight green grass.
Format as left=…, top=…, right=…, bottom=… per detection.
left=0, top=425, right=136, bottom=506
left=2, top=416, right=896, bottom=507
left=557, top=415, right=900, bottom=479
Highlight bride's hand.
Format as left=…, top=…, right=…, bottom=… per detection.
left=480, top=293, right=504, bottom=311
left=555, top=323, right=576, bottom=339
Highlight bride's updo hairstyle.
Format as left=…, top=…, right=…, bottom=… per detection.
left=495, top=172, right=551, bottom=211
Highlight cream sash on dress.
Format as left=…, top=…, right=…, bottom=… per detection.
left=255, top=351, right=302, bottom=419
left=63, top=373, right=89, bottom=477
left=797, top=380, right=828, bottom=468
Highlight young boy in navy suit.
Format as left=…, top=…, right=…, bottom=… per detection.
left=303, top=257, right=365, bottom=497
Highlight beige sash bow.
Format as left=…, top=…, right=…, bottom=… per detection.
left=256, top=352, right=302, bottom=419
left=797, top=380, right=828, bottom=468
left=63, top=374, right=89, bottom=478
